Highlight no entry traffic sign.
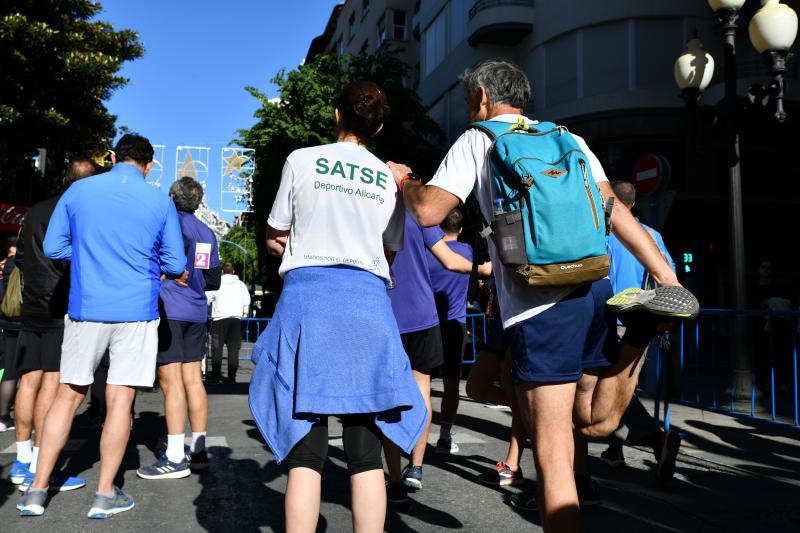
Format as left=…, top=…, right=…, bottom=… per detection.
left=632, top=154, right=670, bottom=196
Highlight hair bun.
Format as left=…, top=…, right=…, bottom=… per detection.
left=335, top=80, right=390, bottom=140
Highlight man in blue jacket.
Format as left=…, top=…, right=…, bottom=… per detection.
left=19, top=134, right=187, bottom=519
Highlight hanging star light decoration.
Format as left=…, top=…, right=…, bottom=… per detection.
left=180, top=151, right=198, bottom=178
left=223, top=150, right=248, bottom=176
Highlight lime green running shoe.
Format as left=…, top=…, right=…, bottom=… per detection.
left=606, top=286, right=699, bottom=320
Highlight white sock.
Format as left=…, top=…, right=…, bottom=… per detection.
left=191, top=432, right=206, bottom=453
left=30, top=447, right=40, bottom=473
left=439, top=424, right=452, bottom=441
left=16, top=440, right=33, bottom=463
left=166, top=434, right=185, bottom=463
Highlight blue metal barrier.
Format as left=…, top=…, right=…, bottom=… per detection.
left=651, top=308, right=800, bottom=430
left=463, top=313, right=488, bottom=364
left=228, top=314, right=489, bottom=364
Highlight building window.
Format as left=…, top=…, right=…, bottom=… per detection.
left=392, top=10, right=407, bottom=41
left=348, top=12, right=356, bottom=42
left=421, top=10, right=446, bottom=76
left=336, top=36, right=344, bottom=56
left=377, top=13, right=386, bottom=45
left=360, top=39, right=368, bottom=55
left=362, top=0, right=370, bottom=19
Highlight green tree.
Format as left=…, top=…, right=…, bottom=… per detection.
left=237, top=48, right=445, bottom=290
left=219, top=225, right=258, bottom=287
left=0, top=1, right=143, bottom=202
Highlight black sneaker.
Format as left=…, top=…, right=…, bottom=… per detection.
left=575, top=475, right=601, bottom=507
left=189, top=449, right=209, bottom=471
left=656, top=430, right=681, bottom=486
left=386, top=481, right=409, bottom=507
left=508, top=491, right=537, bottom=512
left=600, top=446, right=626, bottom=468
left=401, top=465, right=423, bottom=490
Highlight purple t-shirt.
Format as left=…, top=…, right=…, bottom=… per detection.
left=389, top=213, right=445, bottom=333
left=427, top=240, right=473, bottom=324
left=159, top=211, right=219, bottom=323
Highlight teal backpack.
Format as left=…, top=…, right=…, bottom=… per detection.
left=473, top=119, right=611, bottom=287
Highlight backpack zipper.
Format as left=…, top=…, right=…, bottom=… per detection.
left=579, top=159, right=600, bottom=230
left=511, top=149, right=582, bottom=169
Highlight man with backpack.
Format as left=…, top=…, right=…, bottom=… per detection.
left=390, top=58, right=698, bottom=532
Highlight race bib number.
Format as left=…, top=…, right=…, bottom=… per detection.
left=194, top=242, right=212, bottom=269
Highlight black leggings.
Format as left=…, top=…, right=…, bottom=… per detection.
left=286, top=414, right=384, bottom=476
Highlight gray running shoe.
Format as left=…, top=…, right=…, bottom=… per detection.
left=606, top=287, right=699, bottom=320
left=17, top=487, right=47, bottom=516
left=87, top=486, right=134, bottom=519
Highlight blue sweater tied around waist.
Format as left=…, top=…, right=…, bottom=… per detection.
left=248, top=266, right=427, bottom=463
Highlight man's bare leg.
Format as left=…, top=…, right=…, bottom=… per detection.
left=14, top=370, right=42, bottom=449
left=182, top=361, right=207, bottom=434
left=97, top=384, right=135, bottom=494
left=158, top=363, right=186, bottom=435
left=499, top=359, right=524, bottom=469
left=465, top=350, right=505, bottom=405
left=30, top=383, right=87, bottom=490
left=574, top=341, right=647, bottom=439
left=34, top=372, right=60, bottom=447
left=517, top=381, right=581, bottom=533
left=410, top=369, right=432, bottom=468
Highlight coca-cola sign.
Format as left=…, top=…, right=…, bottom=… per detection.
left=0, top=204, right=27, bottom=233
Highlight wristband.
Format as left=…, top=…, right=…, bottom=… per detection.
left=399, top=172, right=422, bottom=192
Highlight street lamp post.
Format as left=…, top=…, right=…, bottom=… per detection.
left=675, top=0, right=797, bottom=400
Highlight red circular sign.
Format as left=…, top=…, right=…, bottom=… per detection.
left=632, top=154, right=664, bottom=197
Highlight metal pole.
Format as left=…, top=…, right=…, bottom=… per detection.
left=718, top=9, right=751, bottom=401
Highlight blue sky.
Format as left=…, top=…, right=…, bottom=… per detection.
left=99, top=0, right=342, bottom=221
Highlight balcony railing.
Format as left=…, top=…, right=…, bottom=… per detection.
left=468, top=0, right=535, bottom=20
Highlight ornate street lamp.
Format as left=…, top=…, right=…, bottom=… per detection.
left=676, top=0, right=797, bottom=401
left=674, top=37, right=715, bottom=105
left=748, top=0, right=798, bottom=121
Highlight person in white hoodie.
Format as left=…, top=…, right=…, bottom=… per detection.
left=205, top=261, right=250, bottom=384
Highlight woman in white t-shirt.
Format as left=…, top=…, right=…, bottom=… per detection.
left=248, top=81, right=426, bottom=532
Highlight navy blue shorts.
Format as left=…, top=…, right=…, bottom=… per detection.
left=157, top=320, right=207, bottom=364
left=509, top=279, right=619, bottom=383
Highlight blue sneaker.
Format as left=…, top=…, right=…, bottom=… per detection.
left=87, top=486, right=134, bottom=519
left=9, top=460, right=31, bottom=484
left=19, top=470, right=86, bottom=492
left=401, top=465, right=423, bottom=490
left=136, top=454, right=190, bottom=480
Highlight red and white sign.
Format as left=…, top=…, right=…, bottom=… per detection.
left=632, top=154, right=670, bottom=197
left=0, top=204, right=28, bottom=233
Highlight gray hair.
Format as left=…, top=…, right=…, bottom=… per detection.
left=170, top=176, right=204, bottom=213
left=459, top=58, right=531, bottom=110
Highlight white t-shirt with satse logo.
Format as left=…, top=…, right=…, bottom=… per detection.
left=426, top=115, right=609, bottom=329
left=268, top=142, right=404, bottom=282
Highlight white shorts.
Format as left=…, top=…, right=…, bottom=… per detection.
left=60, top=317, right=160, bottom=387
